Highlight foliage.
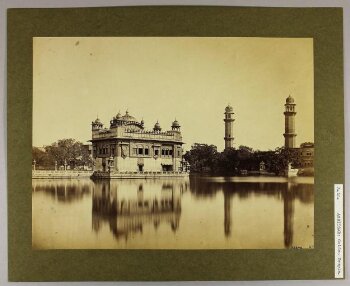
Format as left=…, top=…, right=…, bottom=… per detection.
left=185, top=144, right=302, bottom=175
left=32, top=138, right=92, bottom=169
left=32, top=147, right=53, bottom=168
left=183, top=144, right=218, bottom=173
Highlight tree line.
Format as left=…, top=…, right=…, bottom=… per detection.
left=32, top=138, right=92, bottom=170
left=33, top=139, right=305, bottom=174
left=183, top=144, right=301, bottom=175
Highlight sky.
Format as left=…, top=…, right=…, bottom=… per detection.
left=33, top=37, right=314, bottom=151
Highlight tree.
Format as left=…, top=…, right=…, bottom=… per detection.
left=45, top=138, right=91, bottom=168
left=32, top=147, right=53, bottom=169
left=238, top=145, right=253, bottom=153
left=184, top=144, right=219, bottom=173
left=236, top=145, right=254, bottom=171
left=32, top=139, right=92, bottom=169
left=268, top=147, right=301, bottom=175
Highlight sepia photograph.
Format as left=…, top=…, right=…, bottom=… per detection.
left=32, top=37, right=314, bottom=249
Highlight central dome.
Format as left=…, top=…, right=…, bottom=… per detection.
left=121, top=111, right=137, bottom=122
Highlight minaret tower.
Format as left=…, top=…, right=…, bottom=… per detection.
left=283, top=95, right=297, bottom=148
left=224, top=105, right=235, bottom=149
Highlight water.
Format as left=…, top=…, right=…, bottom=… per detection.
left=32, top=176, right=314, bottom=249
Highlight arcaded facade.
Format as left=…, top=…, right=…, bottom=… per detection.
left=91, top=111, right=184, bottom=173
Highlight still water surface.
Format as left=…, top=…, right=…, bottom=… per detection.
left=32, top=176, right=314, bottom=249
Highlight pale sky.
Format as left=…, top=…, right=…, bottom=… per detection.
left=33, top=37, right=314, bottom=151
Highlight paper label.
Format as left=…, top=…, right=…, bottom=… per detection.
left=334, top=184, right=344, bottom=278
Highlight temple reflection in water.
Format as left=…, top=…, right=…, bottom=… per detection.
left=32, top=176, right=314, bottom=249
left=91, top=180, right=185, bottom=240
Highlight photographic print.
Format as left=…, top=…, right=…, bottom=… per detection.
left=7, top=6, right=344, bottom=281
left=32, top=37, right=314, bottom=250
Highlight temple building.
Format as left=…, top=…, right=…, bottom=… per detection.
left=90, top=110, right=185, bottom=175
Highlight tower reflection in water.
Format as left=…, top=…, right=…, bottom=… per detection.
left=190, top=177, right=314, bottom=248
left=91, top=180, right=186, bottom=240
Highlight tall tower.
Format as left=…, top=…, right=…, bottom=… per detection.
left=283, top=95, right=297, bottom=148
left=224, top=105, right=235, bottom=149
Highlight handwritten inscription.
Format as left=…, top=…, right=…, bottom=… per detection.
left=334, top=184, right=343, bottom=278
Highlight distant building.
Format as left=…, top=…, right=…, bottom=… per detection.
left=90, top=111, right=184, bottom=173
left=298, top=142, right=314, bottom=167
left=224, top=105, right=235, bottom=150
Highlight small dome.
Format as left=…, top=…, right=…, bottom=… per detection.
left=116, top=112, right=122, bottom=119
left=141, top=119, right=144, bottom=125
left=93, top=117, right=101, bottom=124
left=286, top=95, right=295, bottom=104
left=225, top=105, right=233, bottom=113
left=154, top=121, right=161, bottom=131
left=172, top=119, right=180, bottom=128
